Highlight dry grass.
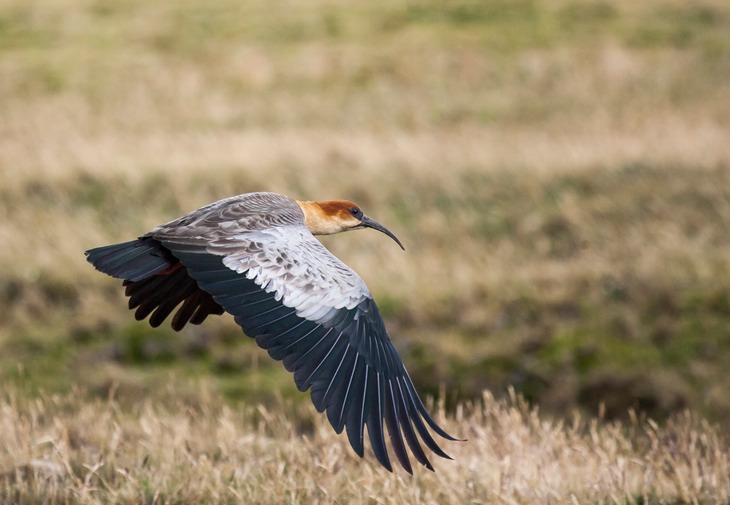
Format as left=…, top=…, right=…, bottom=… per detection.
left=0, top=384, right=728, bottom=505
left=2, top=0, right=730, bottom=499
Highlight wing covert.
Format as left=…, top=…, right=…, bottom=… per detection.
left=156, top=238, right=456, bottom=473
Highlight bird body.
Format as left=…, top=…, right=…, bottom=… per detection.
left=86, top=191, right=455, bottom=473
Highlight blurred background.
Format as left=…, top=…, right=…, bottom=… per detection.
left=1, top=0, right=729, bottom=426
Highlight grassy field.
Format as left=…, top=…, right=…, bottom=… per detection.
left=1, top=0, right=730, bottom=501
left=1, top=385, right=728, bottom=504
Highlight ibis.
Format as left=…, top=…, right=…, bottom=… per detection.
left=85, top=191, right=457, bottom=473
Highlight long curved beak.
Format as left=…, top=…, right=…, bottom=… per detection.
left=360, top=215, right=405, bottom=250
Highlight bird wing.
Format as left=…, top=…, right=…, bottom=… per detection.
left=150, top=217, right=456, bottom=472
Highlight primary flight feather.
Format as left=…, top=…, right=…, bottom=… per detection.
left=85, top=191, right=457, bottom=473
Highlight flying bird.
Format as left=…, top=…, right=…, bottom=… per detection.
left=85, top=191, right=456, bottom=473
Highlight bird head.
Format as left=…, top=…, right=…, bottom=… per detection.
left=296, top=199, right=405, bottom=250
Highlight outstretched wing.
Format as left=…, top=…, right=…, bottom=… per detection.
left=151, top=221, right=457, bottom=473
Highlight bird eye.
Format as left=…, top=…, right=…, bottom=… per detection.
left=349, top=207, right=362, bottom=218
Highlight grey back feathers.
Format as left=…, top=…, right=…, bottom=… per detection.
left=149, top=192, right=371, bottom=325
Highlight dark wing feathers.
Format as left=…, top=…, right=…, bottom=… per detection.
left=85, top=238, right=177, bottom=282
left=152, top=239, right=455, bottom=473
left=85, top=228, right=456, bottom=473
left=124, top=267, right=224, bottom=331
left=86, top=239, right=225, bottom=332
left=384, top=378, right=413, bottom=473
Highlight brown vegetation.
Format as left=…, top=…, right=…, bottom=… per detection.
left=1, top=0, right=730, bottom=500
left=1, top=386, right=728, bottom=504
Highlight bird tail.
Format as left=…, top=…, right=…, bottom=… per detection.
left=84, top=237, right=176, bottom=282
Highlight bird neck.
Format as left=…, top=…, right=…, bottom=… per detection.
left=295, top=200, right=347, bottom=235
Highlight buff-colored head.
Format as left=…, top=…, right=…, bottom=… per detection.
left=296, top=199, right=405, bottom=250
